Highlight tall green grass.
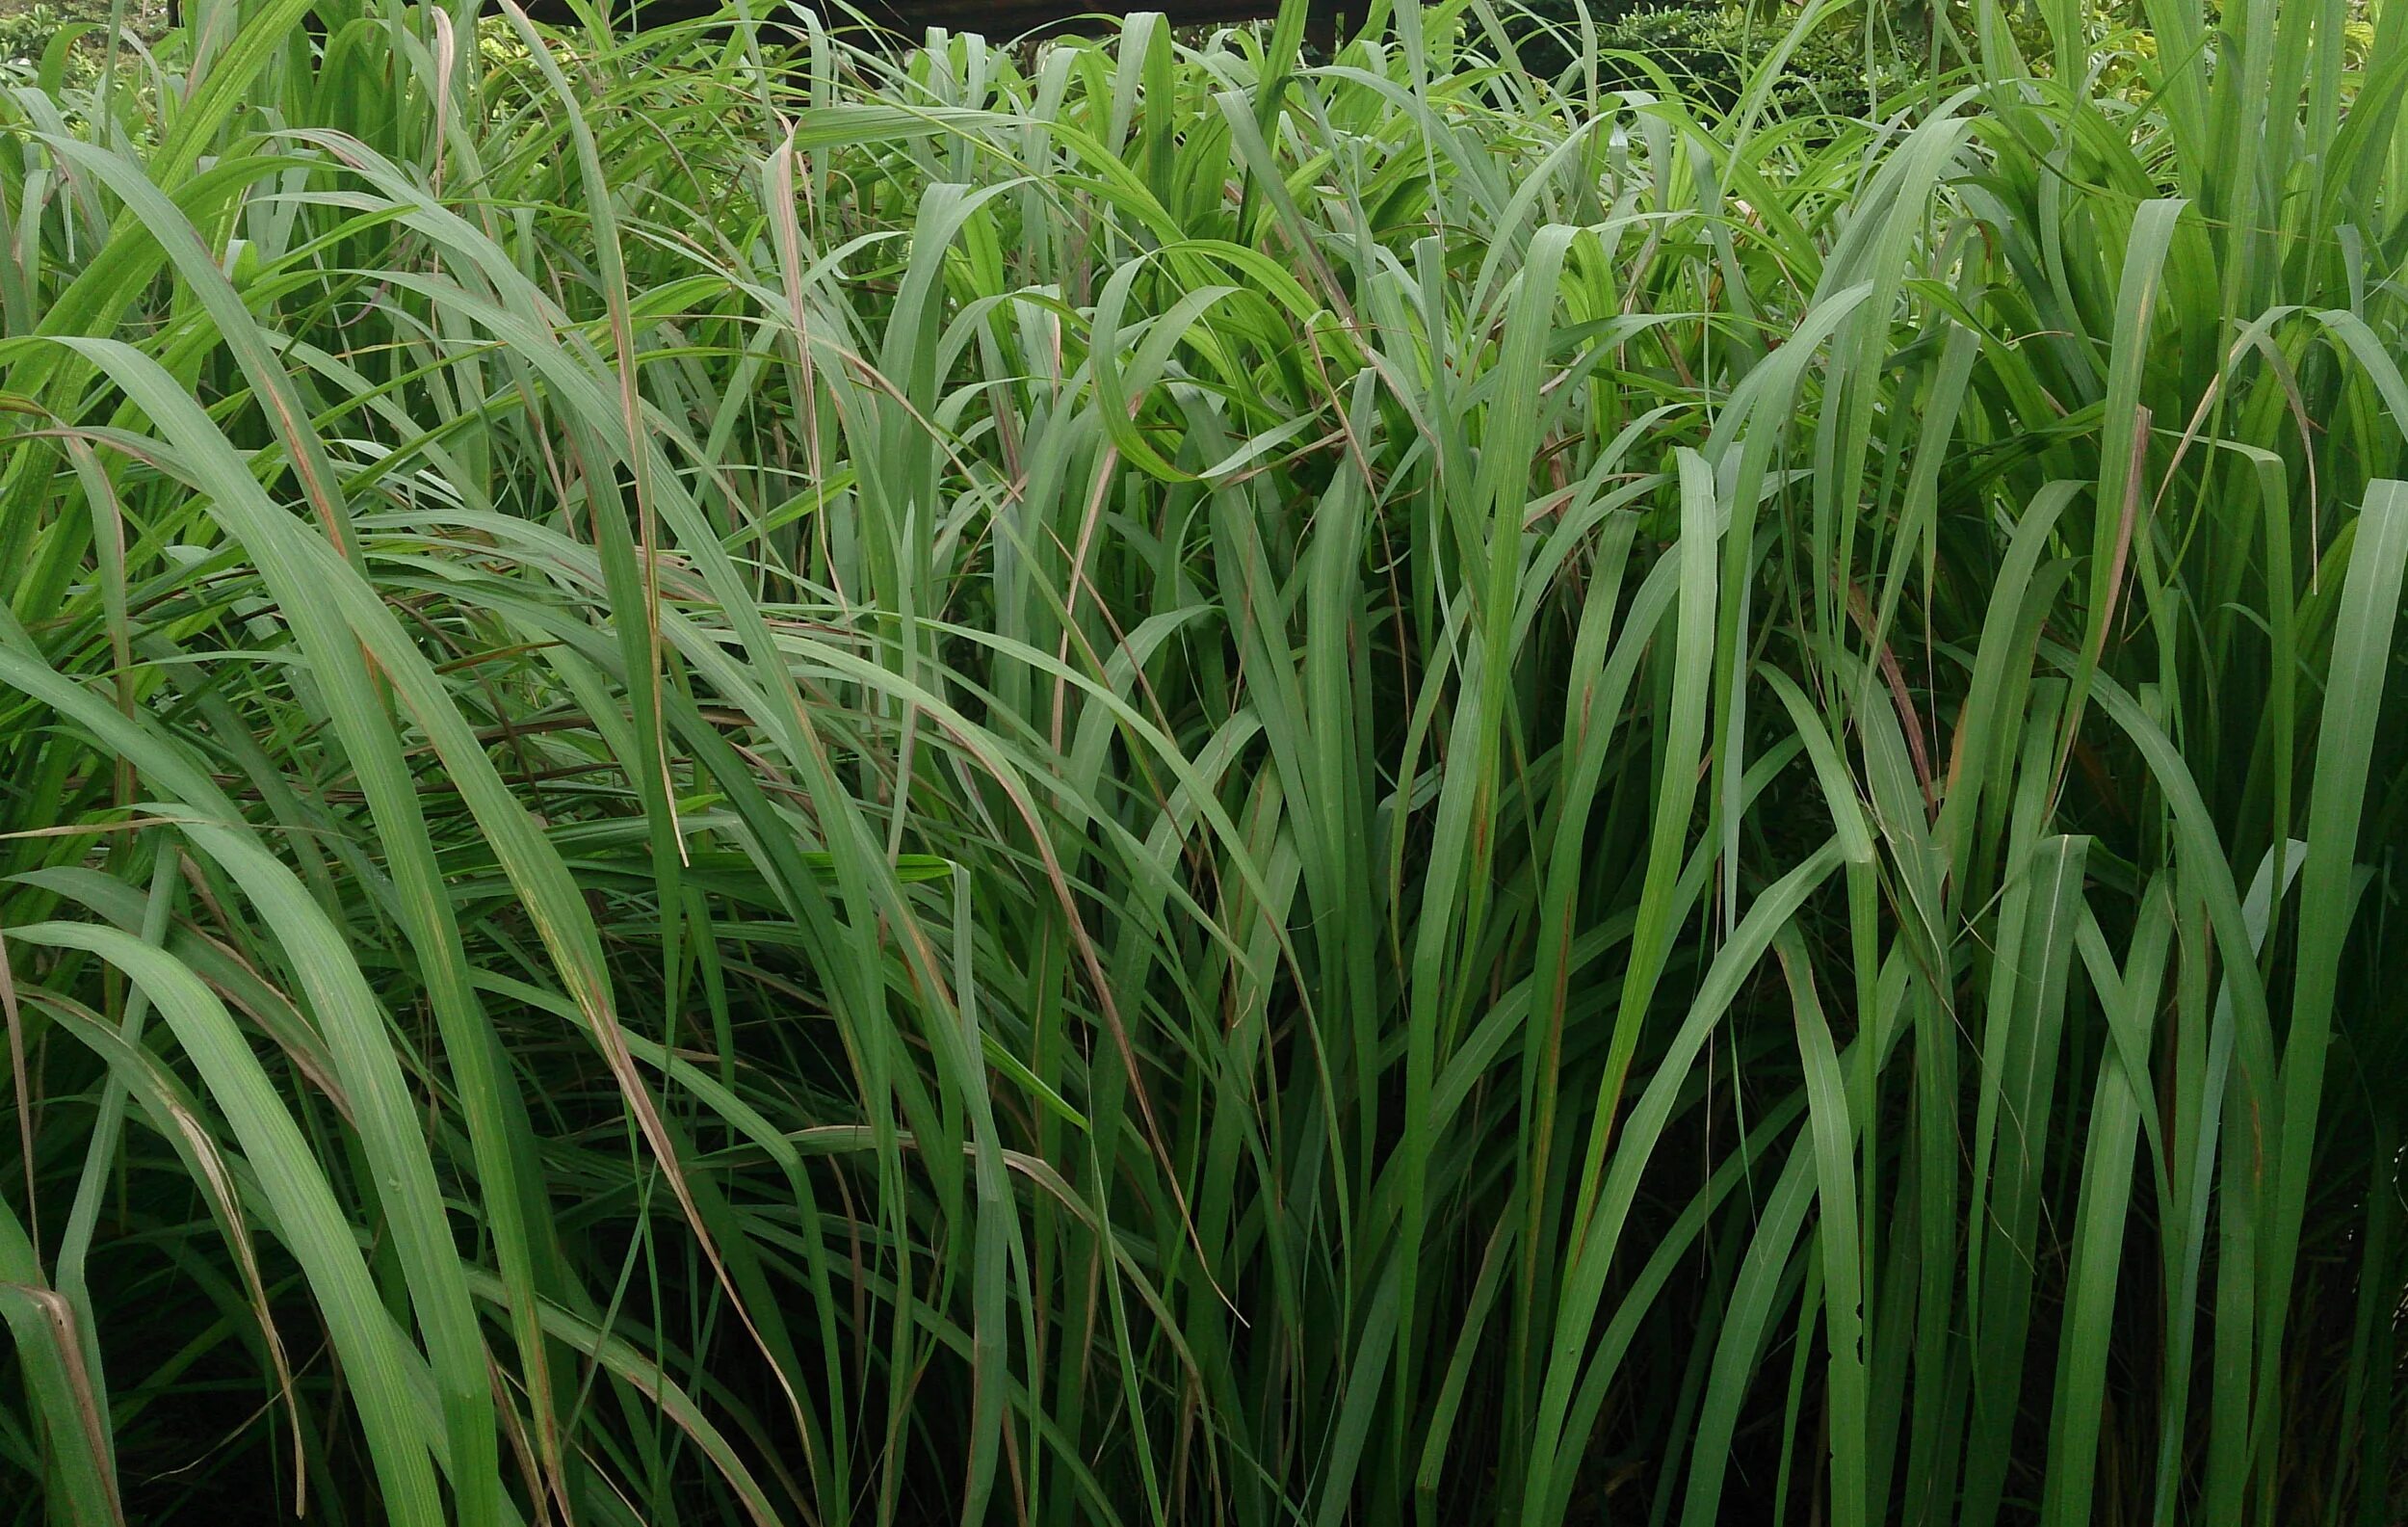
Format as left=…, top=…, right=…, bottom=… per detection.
left=0, top=0, right=2401, bottom=1520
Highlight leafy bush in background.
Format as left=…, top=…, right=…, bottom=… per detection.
left=1506, top=0, right=1924, bottom=112
left=0, top=5, right=92, bottom=81
left=0, top=0, right=171, bottom=89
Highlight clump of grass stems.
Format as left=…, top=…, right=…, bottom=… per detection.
left=0, top=0, right=2402, bottom=1521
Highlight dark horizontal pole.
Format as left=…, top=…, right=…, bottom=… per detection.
left=191, top=1, right=1346, bottom=78
left=502, top=0, right=1314, bottom=39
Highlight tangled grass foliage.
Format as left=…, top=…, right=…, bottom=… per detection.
left=0, top=0, right=2403, bottom=1522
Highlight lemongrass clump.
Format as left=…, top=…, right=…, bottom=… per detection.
left=0, top=1, right=2400, bottom=1522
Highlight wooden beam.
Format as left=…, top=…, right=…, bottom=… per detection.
left=215, top=1, right=1345, bottom=82
left=504, top=0, right=1316, bottom=38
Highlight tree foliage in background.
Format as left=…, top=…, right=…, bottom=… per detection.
left=1505, top=0, right=1924, bottom=109
left=0, top=0, right=2402, bottom=1523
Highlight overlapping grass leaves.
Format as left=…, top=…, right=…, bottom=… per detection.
left=0, top=0, right=2402, bottom=1522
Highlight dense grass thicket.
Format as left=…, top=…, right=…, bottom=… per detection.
left=0, top=0, right=2403, bottom=1521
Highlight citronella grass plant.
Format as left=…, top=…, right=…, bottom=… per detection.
left=0, top=0, right=2401, bottom=1522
